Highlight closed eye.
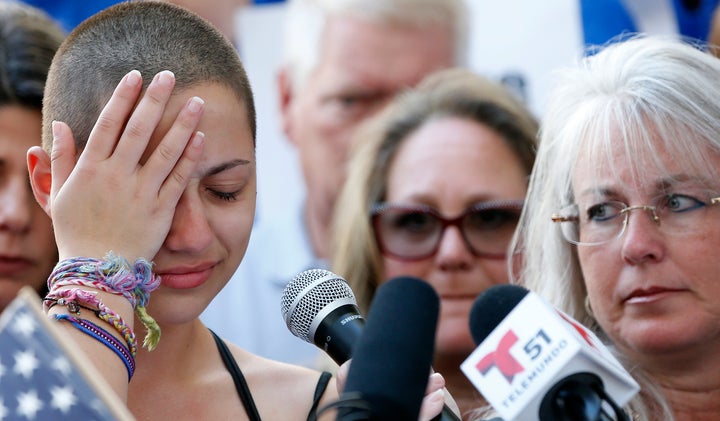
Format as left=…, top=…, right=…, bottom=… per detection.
left=206, top=188, right=240, bottom=202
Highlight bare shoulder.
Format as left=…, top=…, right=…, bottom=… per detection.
left=225, top=342, right=339, bottom=419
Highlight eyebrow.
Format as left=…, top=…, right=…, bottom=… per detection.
left=578, top=174, right=710, bottom=198
left=205, top=159, right=251, bottom=177
left=577, top=186, right=613, bottom=198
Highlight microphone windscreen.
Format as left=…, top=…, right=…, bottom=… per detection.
left=281, top=269, right=356, bottom=342
left=469, top=284, right=529, bottom=345
left=342, top=276, right=439, bottom=420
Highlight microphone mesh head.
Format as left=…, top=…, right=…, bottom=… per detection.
left=281, top=268, right=356, bottom=342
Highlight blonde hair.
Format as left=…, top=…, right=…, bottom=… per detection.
left=332, top=68, right=538, bottom=315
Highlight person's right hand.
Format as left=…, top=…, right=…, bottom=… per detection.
left=335, top=360, right=459, bottom=421
left=45, top=70, right=206, bottom=262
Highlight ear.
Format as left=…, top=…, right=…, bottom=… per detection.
left=27, top=146, right=52, bottom=216
left=276, top=65, right=298, bottom=146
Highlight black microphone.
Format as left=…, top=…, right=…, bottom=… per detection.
left=282, top=269, right=461, bottom=421
left=337, top=276, right=439, bottom=420
left=461, top=284, right=639, bottom=421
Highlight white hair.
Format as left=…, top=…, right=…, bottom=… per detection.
left=281, top=0, right=468, bottom=90
left=511, top=34, right=720, bottom=420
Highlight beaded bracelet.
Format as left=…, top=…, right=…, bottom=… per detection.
left=54, top=314, right=135, bottom=381
left=44, top=288, right=138, bottom=356
left=43, top=296, right=95, bottom=315
left=48, top=252, right=161, bottom=350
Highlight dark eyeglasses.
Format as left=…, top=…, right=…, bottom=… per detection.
left=370, top=200, right=524, bottom=261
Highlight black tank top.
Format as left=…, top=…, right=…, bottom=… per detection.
left=210, top=329, right=332, bottom=421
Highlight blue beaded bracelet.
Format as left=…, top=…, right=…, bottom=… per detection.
left=53, top=313, right=135, bottom=381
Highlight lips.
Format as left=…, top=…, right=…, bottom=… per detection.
left=0, top=256, right=33, bottom=276
left=439, top=293, right=476, bottom=301
left=156, top=262, right=217, bottom=290
left=623, top=286, right=686, bottom=304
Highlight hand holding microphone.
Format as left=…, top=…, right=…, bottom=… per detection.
left=461, top=284, right=639, bottom=421
left=336, top=276, right=440, bottom=420
left=334, top=363, right=449, bottom=421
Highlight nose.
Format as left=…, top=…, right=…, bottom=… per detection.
left=620, top=207, right=665, bottom=264
left=0, top=178, right=33, bottom=233
left=435, top=225, right=473, bottom=270
left=620, top=205, right=659, bottom=225
left=163, top=192, right=213, bottom=253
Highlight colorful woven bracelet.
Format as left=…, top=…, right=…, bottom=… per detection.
left=54, top=313, right=135, bottom=381
left=48, top=252, right=161, bottom=350
left=45, top=288, right=138, bottom=356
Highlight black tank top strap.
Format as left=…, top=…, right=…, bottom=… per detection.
left=209, top=329, right=262, bottom=421
left=307, top=371, right=333, bottom=421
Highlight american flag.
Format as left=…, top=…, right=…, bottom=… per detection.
left=0, top=287, right=134, bottom=420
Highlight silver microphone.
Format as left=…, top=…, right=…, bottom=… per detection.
left=281, top=269, right=365, bottom=364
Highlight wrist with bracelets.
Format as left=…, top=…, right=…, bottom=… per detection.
left=44, top=287, right=138, bottom=356
left=45, top=252, right=161, bottom=381
left=54, top=313, right=136, bottom=380
left=47, top=252, right=161, bottom=350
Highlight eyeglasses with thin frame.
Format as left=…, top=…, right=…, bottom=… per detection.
left=371, top=200, right=524, bottom=261
left=551, top=193, right=720, bottom=246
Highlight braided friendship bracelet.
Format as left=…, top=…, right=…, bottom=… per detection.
left=54, top=313, right=136, bottom=381
left=52, top=279, right=126, bottom=303
left=45, top=288, right=138, bottom=356
left=48, top=252, right=161, bottom=350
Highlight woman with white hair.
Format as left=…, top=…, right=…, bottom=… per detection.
left=514, top=35, right=720, bottom=420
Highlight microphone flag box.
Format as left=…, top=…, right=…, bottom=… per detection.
left=461, top=292, right=639, bottom=421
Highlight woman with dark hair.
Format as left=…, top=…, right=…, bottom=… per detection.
left=0, top=1, right=63, bottom=313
